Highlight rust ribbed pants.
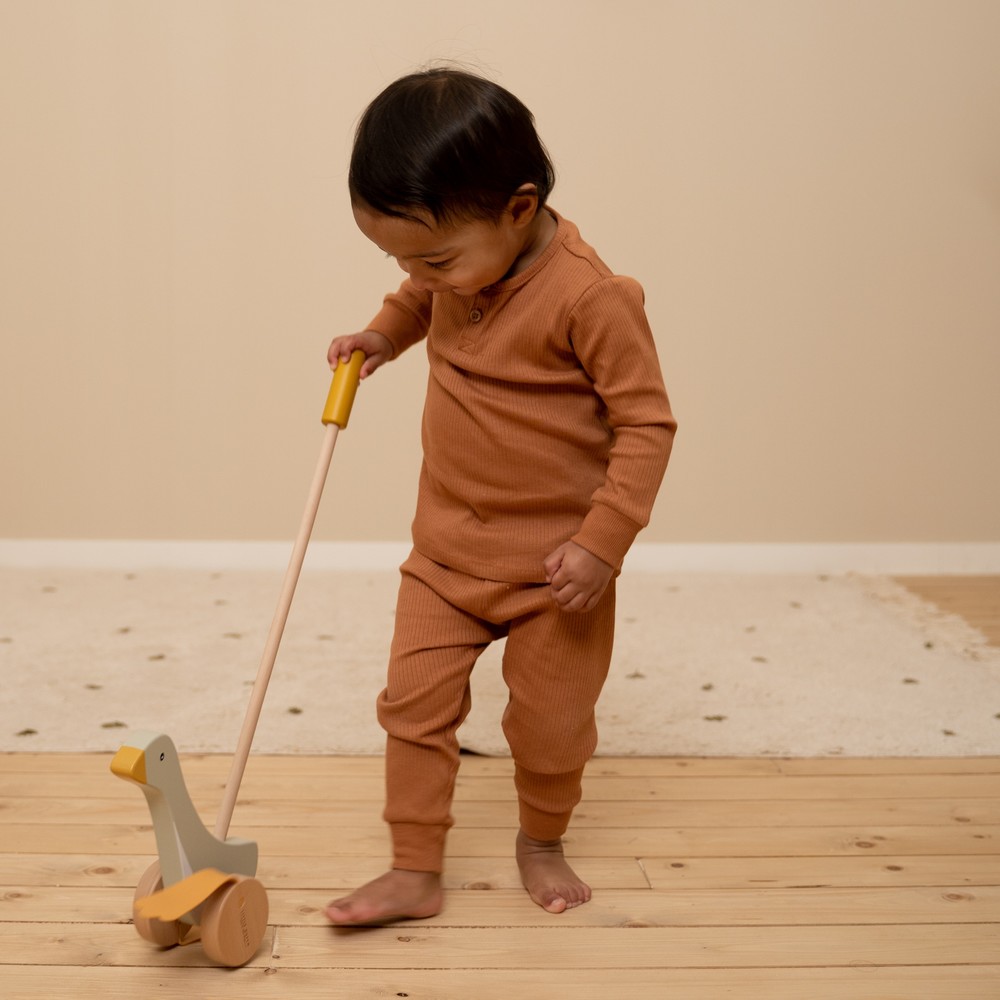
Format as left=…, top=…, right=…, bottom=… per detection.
left=376, top=550, right=616, bottom=873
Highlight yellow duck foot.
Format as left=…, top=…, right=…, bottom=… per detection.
left=135, top=867, right=238, bottom=922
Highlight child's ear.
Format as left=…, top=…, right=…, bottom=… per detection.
left=506, top=184, right=540, bottom=228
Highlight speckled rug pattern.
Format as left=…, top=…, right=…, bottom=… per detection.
left=1, top=569, right=998, bottom=757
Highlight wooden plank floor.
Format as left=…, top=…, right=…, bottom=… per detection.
left=1, top=576, right=998, bottom=998
left=897, top=575, right=1000, bottom=646
left=2, top=753, right=998, bottom=998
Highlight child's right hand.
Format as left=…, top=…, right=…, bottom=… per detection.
left=328, top=330, right=394, bottom=379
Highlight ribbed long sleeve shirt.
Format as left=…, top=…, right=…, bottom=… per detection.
left=366, top=210, right=676, bottom=582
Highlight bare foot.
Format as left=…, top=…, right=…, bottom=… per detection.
left=516, top=830, right=592, bottom=913
left=324, top=869, right=442, bottom=926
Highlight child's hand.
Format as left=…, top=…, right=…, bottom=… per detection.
left=543, top=541, right=614, bottom=613
left=328, top=330, right=394, bottom=379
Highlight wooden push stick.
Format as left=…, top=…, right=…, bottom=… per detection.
left=214, top=350, right=366, bottom=840
left=112, top=353, right=364, bottom=967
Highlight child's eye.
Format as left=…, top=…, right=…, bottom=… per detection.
left=426, top=259, right=451, bottom=270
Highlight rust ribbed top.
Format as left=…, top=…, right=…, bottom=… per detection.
left=367, top=210, right=677, bottom=582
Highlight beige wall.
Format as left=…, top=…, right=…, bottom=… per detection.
left=2, top=0, right=998, bottom=544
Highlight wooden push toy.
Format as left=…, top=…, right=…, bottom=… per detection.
left=111, top=351, right=365, bottom=967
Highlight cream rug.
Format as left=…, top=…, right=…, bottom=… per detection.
left=1, top=569, right=997, bottom=757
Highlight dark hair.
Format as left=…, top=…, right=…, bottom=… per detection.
left=349, top=68, right=555, bottom=225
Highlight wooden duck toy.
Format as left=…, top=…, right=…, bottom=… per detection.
left=111, top=352, right=365, bottom=967
left=111, top=731, right=267, bottom=965
left=112, top=731, right=259, bottom=881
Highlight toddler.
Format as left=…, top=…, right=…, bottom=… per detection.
left=325, top=68, right=676, bottom=925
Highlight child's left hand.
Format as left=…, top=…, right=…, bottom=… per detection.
left=543, top=541, right=614, bottom=613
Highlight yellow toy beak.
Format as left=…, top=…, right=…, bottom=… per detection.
left=111, top=745, right=147, bottom=785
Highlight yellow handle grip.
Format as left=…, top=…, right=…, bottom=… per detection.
left=322, top=350, right=365, bottom=428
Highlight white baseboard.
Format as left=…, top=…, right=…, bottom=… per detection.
left=1, top=539, right=998, bottom=574
left=0, top=540, right=411, bottom=571
left=623, top=543, right=1000, bottom=574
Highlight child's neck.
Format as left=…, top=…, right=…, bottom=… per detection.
left=507, top=208, right=557, bottom=280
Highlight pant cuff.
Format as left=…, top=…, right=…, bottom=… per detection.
left=391, top=822, right=448, bottom=874
left=518, top=800, right=574, bottom=842
left=515, top=764, right=585, bottom=841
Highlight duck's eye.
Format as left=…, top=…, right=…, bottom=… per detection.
left=160, top=753, right=165, bottom=761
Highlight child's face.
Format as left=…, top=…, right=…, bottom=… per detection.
left=353, top=201, right=538, bottom=297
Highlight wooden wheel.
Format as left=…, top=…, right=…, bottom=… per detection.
left=132, top=860, right=182, bottom=947
left=200, top=875, right=269, bottom=967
